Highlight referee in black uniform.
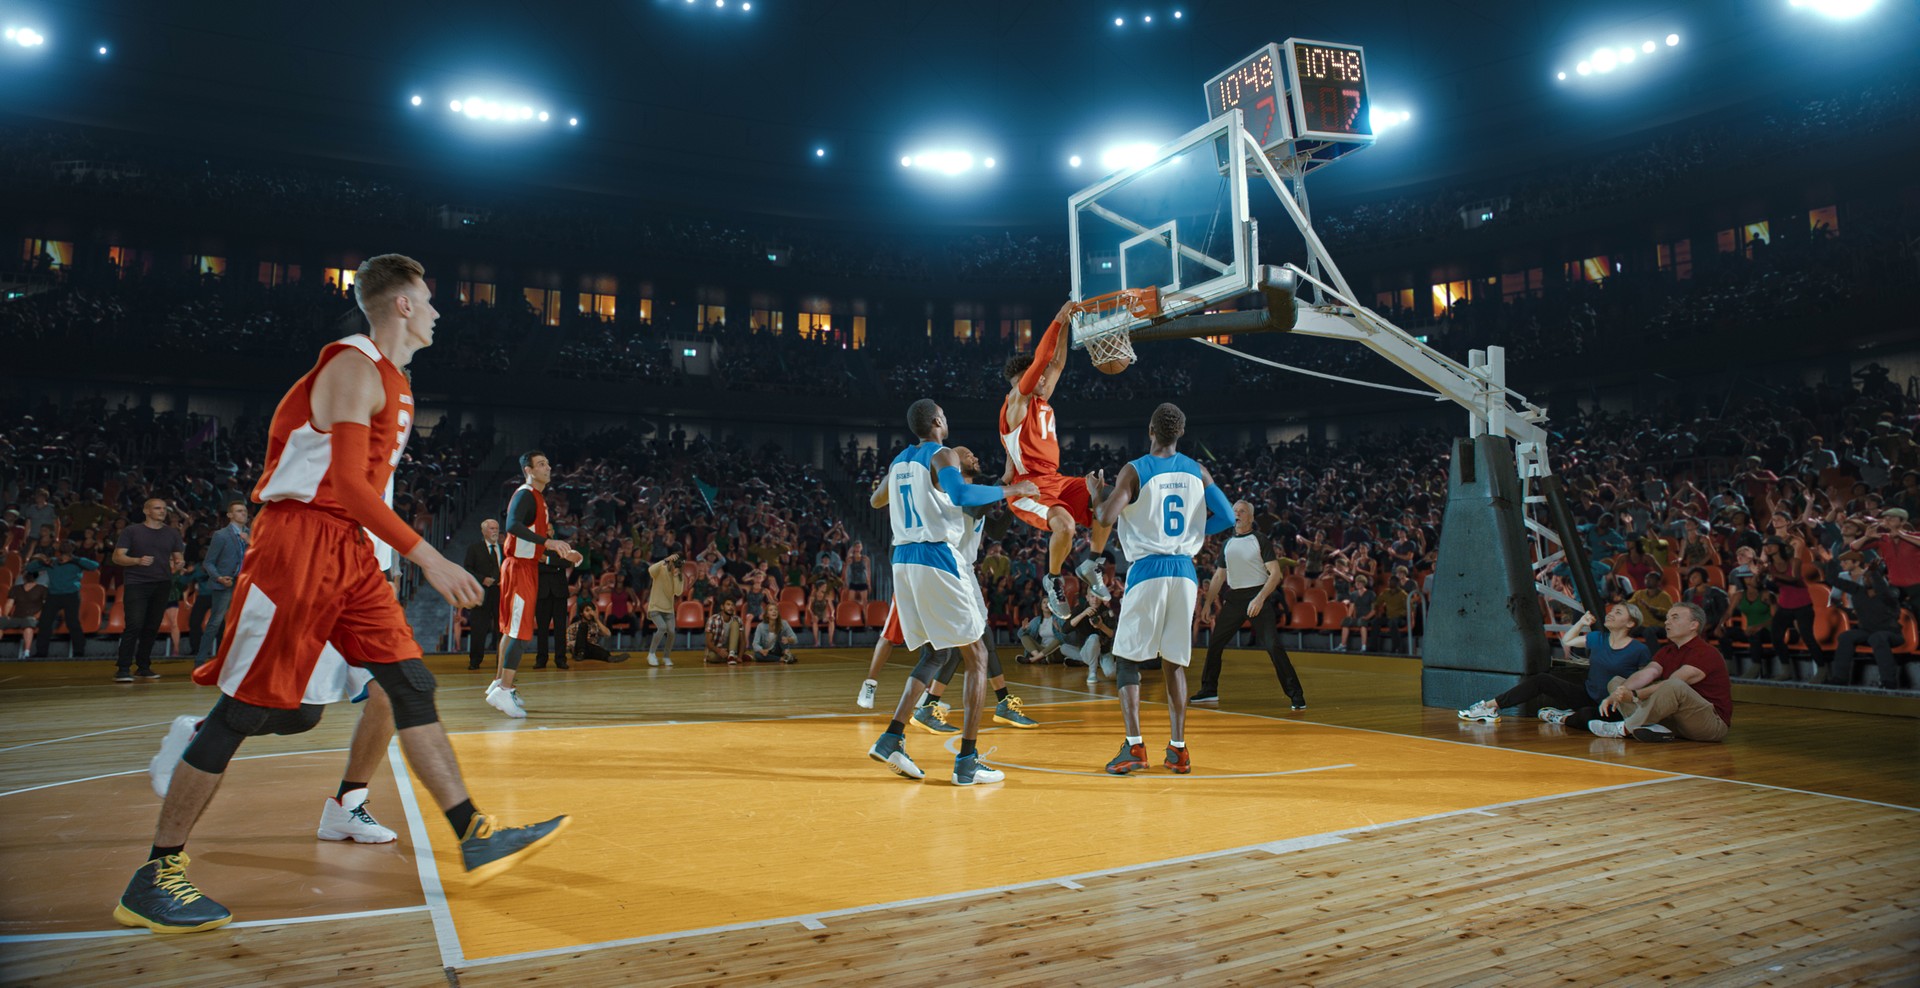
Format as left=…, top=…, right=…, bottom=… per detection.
left=1192, top=499, right=1307, bottom=709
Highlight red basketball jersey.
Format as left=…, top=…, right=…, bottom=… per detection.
left=502, top=483, right=550, bottom=561
left=998, top=393, right=1060, bottom=477
left=253, top=335, right=414, bottom=526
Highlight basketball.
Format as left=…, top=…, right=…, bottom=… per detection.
left=1095, top=354, right=1133, bottom=375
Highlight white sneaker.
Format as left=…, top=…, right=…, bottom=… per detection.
left=317, top=789, right=398, bottom=843
left=857, top=679, right=878, bottom=709
left=1076, top=559, right=1111, bottom=602
left=1041, top=574, right=1069, bottom=619
left=1457, top=700, right=1500, bottom=724
left=1538, top=707, right=1574, bottom=725
left=662, top=656, right=674, bottom=667
left=148, top=715, right=200, bottom=798
left=647, top=653, right=660, bottom=667
left=1086, top=664, right=1098, bottom=684
left=485, top=682, right=527, bottom=718
left=1588, top=719, right=1626, bottom=738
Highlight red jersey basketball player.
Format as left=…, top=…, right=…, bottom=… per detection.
left=115, top=254, right=568, bottom=935
left=488, top=449, right=581, bottom=717
left=1001, top=300, right=1113, bottom=618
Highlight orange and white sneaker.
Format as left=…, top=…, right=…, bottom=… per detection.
left=1104, top=742, right=1149, bottom=775
left=1163, top=744, right=1191, bottom=774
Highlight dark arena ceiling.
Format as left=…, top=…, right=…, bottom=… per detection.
left=5, top=0, right=1917, bottom=229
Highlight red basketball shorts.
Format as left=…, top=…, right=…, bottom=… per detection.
left=1007, top=472, right=1093, bottom=531
left=498, top=556, right=540, bottom=640
left=882, top=599, right=904, bottom=646
left=191, top=502, right=421, bottom=710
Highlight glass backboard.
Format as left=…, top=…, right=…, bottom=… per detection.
left=1068, top=110, right=1255, bottom=345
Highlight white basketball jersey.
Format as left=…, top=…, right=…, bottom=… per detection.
left=1117, top=452, right=1208, bottom=558
left=888, top=442, right=968, bottom=547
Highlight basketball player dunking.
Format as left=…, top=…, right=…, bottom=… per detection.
left=1002, top=300, right=1113, bottom=619
left=488, top=450, right=582, bottom=718
left=114, top=255, right=568, bottom=935
left=1093, top=403, right=1234, bottom=775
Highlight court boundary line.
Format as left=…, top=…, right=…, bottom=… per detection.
left=0, top=905, right=429, bottom=944
left=0, top=746, right=352, bottom=799
left=0, top=721, right=174, bottom=754
left=433, top=774, right=1683, bottom=970
left=389, top=737, right=468, bottom=971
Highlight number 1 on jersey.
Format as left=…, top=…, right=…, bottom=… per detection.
left=900, top=485, right=924, bottom=529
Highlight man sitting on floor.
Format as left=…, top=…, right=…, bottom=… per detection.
left=1590, top=601, right=1732, bottom=742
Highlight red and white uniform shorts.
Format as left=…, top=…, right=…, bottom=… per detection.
left=1007, top=472, right=1093, bottom=531
left=191, top=502, right=420, bottom=710
left=498, top=556, right=541, bottom=640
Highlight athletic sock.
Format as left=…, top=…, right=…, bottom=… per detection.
left=446, top=800, right=479, bottom=839
left=959, top=738, right=978, bottom=758
left=149, top=843, right=184, bottom=862
left=886, top=720, right=906, bottom=736
left=1126, top=735, right=1143, bottom=747
left=916, top=693, right=935, bottom=709
left=337, top=780, right=368, bottom=802
left=994, top=687, right=1009, bottom=701
left=1169, top=740, right=1186, bottom=749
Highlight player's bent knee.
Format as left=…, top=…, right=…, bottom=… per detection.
left=1115, top=659, right=1142, bottom=688
left=365, top=658, right=441, bottom=730
left=912, top=646, right=948, bottom=685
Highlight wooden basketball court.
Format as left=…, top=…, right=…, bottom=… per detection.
left=1, top=650, right=1915, bottom=986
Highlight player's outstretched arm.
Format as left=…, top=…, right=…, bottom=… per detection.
left=932, top=448, right=1036, bottom=505
left=310, top=349, right=482, bottom=609
left=1095, top=463, right=1140, bottom=526
left=1032, top=299, right=1076, bottom=401
left=1199, top=465, right=1235, bottom=536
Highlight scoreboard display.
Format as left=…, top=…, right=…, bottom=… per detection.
left=1204, top=38, right=1374, bottom=153
left=1284, top=39, right=1372, bottom=143
left=1202, top=43, right=1291, bottom=151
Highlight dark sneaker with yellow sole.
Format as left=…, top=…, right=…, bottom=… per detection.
left=460, top=814, right=570, bottom=884
left=113, top=853, right=232, bottom=934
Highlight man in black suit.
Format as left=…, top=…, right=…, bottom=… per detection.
left=463, top=519, right=504, bottom=670
left=532, top=537, right=573, bottom=669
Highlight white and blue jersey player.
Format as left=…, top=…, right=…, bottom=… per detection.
left=867, top=399, right=1039, bottom=787
left=1092, top=402, right=1234, bottom=776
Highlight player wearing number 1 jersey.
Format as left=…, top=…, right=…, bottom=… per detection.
left=1001, top=301, right=1113, bottom=620
left=1093, top=403, right=1234, bottom=776
left=866, top=399, right=1036, bottom=787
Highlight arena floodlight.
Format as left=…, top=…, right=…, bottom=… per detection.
left=1069, top=154, right=1083, bottom=167
left=410, top=94, right=422, bottom=106
left=569, top=117, right=579, bottom=126
left=1576, top=61, right=1591, bottom=75
left=1144, top=15, right=1152, bottom=23
left=1666, top=33, right=1679, bottom=45
left=98, top=45, right=109, bottom=56
left=1115, top=18, right=1124, bottom=27
left=1789, top=0, right=1878, bottom=17
left=9, top=26, right=46, bottom=47
left=742, top=2, right=751, bottom=9
left=1557, top=70, right=1567, bottom=80
left=1619, top=46, right=1635, bottom=64
left=538, top=110, right=549, bottom=121
left=815, top=147, right=825, bottom=157
left=1173, top=10, right=1182, bottom=18
left=1100, top=143, right=1157, bottom=170
left=450, top=99, right=462, bottom=112
left=1641, top=39, right=1655, bottom=53
left=1592, top=48, right=1617, bottom=72
left=984, top=156, right=996, bottom=168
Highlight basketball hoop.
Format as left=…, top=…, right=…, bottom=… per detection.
left=1068, top=287, right=1159, bottom=375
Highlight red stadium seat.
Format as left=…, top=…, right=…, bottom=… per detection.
left=675, top=600, right=707, bottom=649
left=779, top=600, right=803, bottom=627
left=80, top=601, right=102, bottom=635
left=779, top=586, right=806, bottom=610
left=864, top=600, right=889, bottom=630
left=1289, top=602, right=1319, bottom=648
left=835, top=601, right=867, bottom=646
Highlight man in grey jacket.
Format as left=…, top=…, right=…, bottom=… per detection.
left=197, top=500, right=250, bottom=662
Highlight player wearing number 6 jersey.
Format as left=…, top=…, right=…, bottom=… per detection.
left=1001, top=300, right=1114, bottom=620
left=1093, top=402, right=1234, bottom=776
left=866, top=399, right=1037, bottom=787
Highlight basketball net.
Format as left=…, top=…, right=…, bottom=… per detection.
left=1068, top=287, right=1158, bottom=369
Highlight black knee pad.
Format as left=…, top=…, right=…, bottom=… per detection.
left=365, top=659, right=440, bottom=730
left=182, top=696, right=324, bottom=773
left=501, top=637, right=527, bottom=671
left=912, top=646, right=948, bottom=685
left=984, top=642, right=1003, bottom=680
left=1115, top=658, right=1142, bottom=688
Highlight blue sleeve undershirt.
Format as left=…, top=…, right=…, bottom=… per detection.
left=937, top=466, right=1006, bottom=508
left=1203, top=484, right=1235, bottom=535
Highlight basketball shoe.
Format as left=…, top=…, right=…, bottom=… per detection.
left=149, top=715, right=201, bottom=798
left=1041, top=574, right=1069, bottom=619
left=1457, top=699, right=1500, bottom=723
left=856, top=678, right=878, bottom=709
left=1537, top=707, right=1575, bottom=725
left=460, top=814, right=570, bottom=885
left=952, top=753, right=1004, bottom=786
left=114, top=854, right=231, bottom=934
left=485, top=680, right=527, bottom=718
left=1075, top=558, right=1111, bottom=603
left=1163, top=744, right=1192, bottom=774
left=317, top=789, right=398, bottom=843
left=993, top=695, right=1039, bottom=728
left=911, top=700, right=959, bottom=734
left=1104, top=742, right=1149, bottom=775
left=867, top=732, right=923, bottom=779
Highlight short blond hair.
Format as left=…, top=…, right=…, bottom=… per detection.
left=354, top=253, right=425, bottom=316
